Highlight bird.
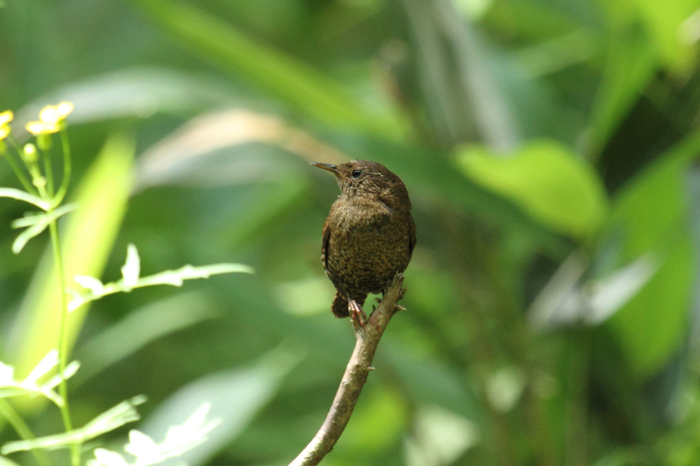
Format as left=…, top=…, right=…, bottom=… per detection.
left=312, top=160, right=416, bottom=325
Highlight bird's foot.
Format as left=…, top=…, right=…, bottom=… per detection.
left=348, top=300, right=367, bottom=327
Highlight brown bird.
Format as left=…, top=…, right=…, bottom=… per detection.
left=312, top=160, right=416, bottom=325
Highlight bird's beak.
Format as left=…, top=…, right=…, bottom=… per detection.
left=311, top=162, right=341, bottom=176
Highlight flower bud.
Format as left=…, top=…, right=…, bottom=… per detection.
left=23, top=143, right=38, bottom=163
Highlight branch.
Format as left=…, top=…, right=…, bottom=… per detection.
left=289, top=273, right=406, bottom=466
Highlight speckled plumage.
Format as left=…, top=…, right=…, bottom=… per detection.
left=312, top=160, right=416, bottom=321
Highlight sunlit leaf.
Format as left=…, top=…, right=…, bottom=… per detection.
left=87, top=403, right=220, bottom=466
left=10, top=204, right=77, bottom=254
left=69, top=248, right=253, bottom=312
left=0, top=351, right=80, bottom=407
left=0, top=188, right=50, bottom=211
left=1, top=396, right=145, bottom=454
left=456, top=140, right=609, bottom=238
left=11, top=223, right=49, bottom=255
left=120, top=244, right=141, bottom=290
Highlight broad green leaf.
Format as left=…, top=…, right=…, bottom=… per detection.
left=605, top=130, right=700, bottom=377
left=455, top=140, right=609, bottom=238
left=129, top=0, right=402, bottom=139
left=4, top=134, right=134, bottom=411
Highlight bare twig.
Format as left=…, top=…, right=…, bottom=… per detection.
left=289, top=274, right=406, bottom=466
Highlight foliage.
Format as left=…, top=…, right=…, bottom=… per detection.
left=1, top=0, right=700, bottom=465
left=0, top=105, right=251, bottom=464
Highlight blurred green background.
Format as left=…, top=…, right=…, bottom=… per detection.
left=3, top=0, right=700, bottom=464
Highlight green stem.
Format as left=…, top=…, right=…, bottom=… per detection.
left=54, top=128, right=71, bottom=206
left=42, top=148, right=54, bottom=198
left=25, top=159, right=48, bottom=200
left=48, top=219, right=80, bottom=466
left=4, top=137, right=38, bottom=195
left=0, top=400, right=53, bottom=466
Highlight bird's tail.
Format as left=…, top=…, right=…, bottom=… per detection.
left=331, top=292, right=349, bottom=318
left=331, top=292, right=367, bottom=318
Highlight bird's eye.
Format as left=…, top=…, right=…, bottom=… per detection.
left=351, top=169, right=362, bottom=178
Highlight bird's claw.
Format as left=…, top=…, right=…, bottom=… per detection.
left=349, top=300, right=367, bottom=327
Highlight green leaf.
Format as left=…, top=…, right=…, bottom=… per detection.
left=89, top=404, right=221, bottom=466
left=604, top=130, right=700, bottom=378
left=129, top=0, right=402, bottom=139
left=11, top=223, right=49, bottom=255
left=0, top=188, right=50, bottom=211
left=629, top=0, right=698, bottom=69
left=0, top=351, right=79, bottom=406
left=584, top=17, right=656, bottom=158
left=68, top=242, right=253, bottom=312
left=10, top=204, right=77, bottom=254
left=120, top=243, right=140, bottom=289
left=1, top=396, right=145, bottom=454
left=455, top=140, right=609, bottom=238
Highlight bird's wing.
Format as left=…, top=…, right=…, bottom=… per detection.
left=321, top=216, right=331, bottom=271
left=408, top=214, right=417, bottom=255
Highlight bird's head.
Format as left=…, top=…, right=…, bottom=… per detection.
left=311, top=160, right=411, bottom=210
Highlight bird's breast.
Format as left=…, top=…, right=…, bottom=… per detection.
left=325, top=199, right=412, bottom=295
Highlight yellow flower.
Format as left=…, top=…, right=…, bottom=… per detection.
left=26, top=102, right=74, bottom=135
left=0, top=110, right=13, bottom=126
left=0, top=110, right=13, bottom=141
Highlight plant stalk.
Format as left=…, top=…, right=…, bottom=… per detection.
left=48, top=219, right=80, bottom=466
